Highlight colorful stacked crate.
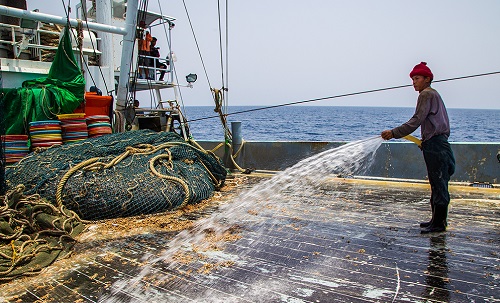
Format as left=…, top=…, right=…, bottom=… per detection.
left=86, top=115, right=113, bottom=138
left=58, top=113, right=88, bottom=144
left=29, top=121, right=63, bottom=148
left=1, top=135, right=29, bottom=163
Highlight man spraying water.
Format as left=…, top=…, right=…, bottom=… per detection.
left=381, top=62, right=455, bottom=234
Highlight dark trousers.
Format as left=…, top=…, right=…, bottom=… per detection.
left=422, top=135, right=456, bottom=208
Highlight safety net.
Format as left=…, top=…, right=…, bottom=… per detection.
left=5, top=130, right=227, bottom=221
left=0, top=26, right=85, bottom=135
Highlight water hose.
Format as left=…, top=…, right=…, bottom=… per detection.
left=403, top=135, right=422, bottom=148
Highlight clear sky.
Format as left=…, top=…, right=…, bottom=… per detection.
left=26, top=0, right=500, bottom=109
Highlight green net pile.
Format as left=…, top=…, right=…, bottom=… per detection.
left=0, top=184, right=84, bottom=281
left=5, top=130, right=227, bottom=221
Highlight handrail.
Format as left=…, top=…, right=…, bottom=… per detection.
left=137, top=53, right=171, bottom=81
left=0, top=5, right=128, bottom=36
left=0, top=21, right=104, bottom=59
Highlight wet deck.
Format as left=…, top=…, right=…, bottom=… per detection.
left=1, top=174, right=499, bottom=303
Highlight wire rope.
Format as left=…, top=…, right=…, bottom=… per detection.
left=154, top=0, right=194, bottom=125
left=224, top=0, right=229, bottom=116
left=182, top=0, right=212, bottom=90
left=60, top=0, right=99, bottom=88
left=217, top=0, right=225, bottom=89
left=186, top=70, right=500, bottom=123
left=150, top=1, right=188, bottom=116
left=79, top=0, right=110, bottom=95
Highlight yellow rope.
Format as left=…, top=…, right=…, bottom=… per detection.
left=56, top=157, right=100, bottom=208
left=232, top=139, right=245, bottom=158
left=197, top=157, right=223, bottom=189
left=10, top=241, right=16, bottom=264
left=224, top=142, right=246, bottom=172
left=149, top=154, right=191, bottom=209
left=209, top=142, right=225, bottom=153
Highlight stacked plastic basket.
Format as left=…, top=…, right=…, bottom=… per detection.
left=58, top=113, right=88, bottom=144
left=1, top=135, right=30, bottom=164
left=29, top=120, right=63, bottom=148
left=86, top=115, right=112, bottom=138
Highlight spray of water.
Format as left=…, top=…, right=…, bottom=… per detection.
left=101, top=136, right=384, bottom=302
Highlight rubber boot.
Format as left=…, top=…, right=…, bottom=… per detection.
left=420, top=201, right=434, bottom=228
left=421, top=205, right=447, bottom=234
left=420, top=201, right=447, bottom=228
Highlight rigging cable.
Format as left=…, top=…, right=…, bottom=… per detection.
left=225, top=0, right=229, bottom=115
left=187, top=70, right=500, bottom=123
left=218, top=0, right=230, bottom=135
left=130, top=0, right=156, bottom=109
left=79, top=0, right=110, bottom=95
left=211, top=0, right=231, bottom=140
left=60, top=0, right=99, bottom=89
left=217, top=0, right=225, bottom=90
left=182, top=0, right=212, bottom=89
left=181, top=0, right=230, bottom=132
left=157, top=0, right=186, bottom=111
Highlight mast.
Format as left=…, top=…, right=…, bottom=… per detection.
left=114, top=0, right=139, bottom=130
left=95, top=0, right=114, bottom=97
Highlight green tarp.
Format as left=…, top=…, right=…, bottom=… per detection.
left=1, top=26, right=85, bottom=135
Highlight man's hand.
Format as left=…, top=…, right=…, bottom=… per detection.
left=381, top=130, right=393, bottom=140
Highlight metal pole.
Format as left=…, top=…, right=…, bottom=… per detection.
left=226, top=121, right=242, bottom=170
left=0, top=5, right=127, bottom=35
left=231, top=121, right=242, bottom=146
left=115, top=0, right=138, bottom=112
left=95, top=0, right=114, bottom=96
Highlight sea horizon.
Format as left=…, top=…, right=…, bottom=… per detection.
left=183, top=105, right=500, bottom=110
left=180, top=106, right=499, bottom=142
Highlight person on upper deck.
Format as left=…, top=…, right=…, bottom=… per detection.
left=139, top=30, right=153, bottom=79
left=150, top=37, right=168, bottom=81
left=381, top=62, right=455, bottom=234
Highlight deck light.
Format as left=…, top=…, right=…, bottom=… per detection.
left=186, top=73, right=197, bottom=84
left=20, top=19, right=37, bottom=29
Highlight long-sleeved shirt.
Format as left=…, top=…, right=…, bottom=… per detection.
left=392, top=87, right=450, bottom=142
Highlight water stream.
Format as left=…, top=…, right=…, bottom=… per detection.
left=103, top=136, right=384, bottom=302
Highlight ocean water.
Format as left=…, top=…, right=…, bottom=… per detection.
left=182, top=106, right=499, bottom=142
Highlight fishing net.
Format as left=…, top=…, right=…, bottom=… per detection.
left=0, top=184, right=84, bottom=281
left=5, top=130, right=227, bottom=221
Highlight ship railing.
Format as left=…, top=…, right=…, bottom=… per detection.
left=0, top=21, right=61, bottom=60
left=0, top=21, right=101, bottom=61
left=137, top=53, right=171, bottom=82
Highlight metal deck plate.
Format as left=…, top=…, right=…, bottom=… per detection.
left=1, top=175, right=498, bottom=302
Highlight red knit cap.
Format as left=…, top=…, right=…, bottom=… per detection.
left=409, top=62, right=433, bottom=80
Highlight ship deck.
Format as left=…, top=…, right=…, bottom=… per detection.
left=1, top=173, right=499, bottom=303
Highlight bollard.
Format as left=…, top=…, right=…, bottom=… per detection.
left=223, top=121, right=242, bottom=171
left=231, top=121, right=242, bottom=146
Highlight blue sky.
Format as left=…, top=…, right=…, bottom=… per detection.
left=27, top=0, right=500, bottom=109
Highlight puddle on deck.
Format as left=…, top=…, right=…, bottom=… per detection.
left=0, top=175, right=499, bottom=303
